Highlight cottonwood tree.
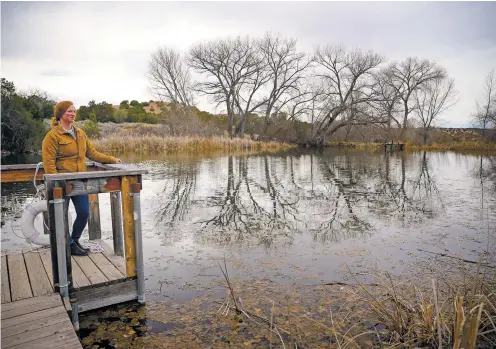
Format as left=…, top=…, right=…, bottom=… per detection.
left=147, top=47, right=195, bottom=106
left=231, top=45, right=271, bottom=138
left=257, top=33, right=312, bottom=137
left=414, top=77, right=458, bottom=145
left=309, top=45, right=384, bottom=146
left=371, top=69, right=403, bottom=141
left=472, top=69, right=496, bottom=136
left=385, top=58, right=446, bottom=133
left=189, top=36, right=263, bottom=138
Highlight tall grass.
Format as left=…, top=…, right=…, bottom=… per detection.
left=327, top=141, right=496, bottom=152
left=217, top=262, right=496, bottom=348
left=405, top=141, right=496, bottom=152
left=92, top=134, right=295, bottom=153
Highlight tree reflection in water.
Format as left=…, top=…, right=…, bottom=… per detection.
left=152, top=150, right=446, bottom=248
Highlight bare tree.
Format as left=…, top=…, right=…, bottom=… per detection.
left=309, top=45, right=384, bottom=146
left=257, top=33, right=312, bottom=137
left=231, top=46, right=270, bottom=138
left=188, top=36, right=262, bottom=138
left=147, top=47, right=195, bottom=106
left=371, top=69, right=403, bottom=141
left=385, top=57, right=446, bottom=133
left=414, top=77, right=458, bottom=145
left=472, top=69, right=496, bottom=136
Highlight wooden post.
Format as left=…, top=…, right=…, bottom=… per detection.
left=121, top=176, right=138, bottom=277
left=110, top=192, right=124, bottom=256
left=88, top=194, right=101, bottom=240
left=46, top=180, right=59, bottom=291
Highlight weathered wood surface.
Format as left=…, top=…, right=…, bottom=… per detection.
left=88, top=252, right=125, bottom=281
left=7, top=253, right=33, bottom=301
left=111, top=191, right=124, bottom=256
left=1, top=162, right=147, bottom=183
left=76, top=279, right=138, bottom=313
left=0, top=162, right=114, bottom=183
left=93, top=238, right=126, bottom=275
left=1, top=293, right=82, bottom=349
left=44, top=169, right=147, bottom=181
left=73, top=255, right=108, bottom=285
left=70, top=256, right=92, bottom=288
left=88, top=193, right=102, bottom=239
left=2, top=255, right=11, bottom=303
left=2, top=242, right=128, bottom=305
left=39, top=249, right=54, bottom=288
left=121, top=175, right=139, bottom=277
left=23, top=252, right=52, bottom=297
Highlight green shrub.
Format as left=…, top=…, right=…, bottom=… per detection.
left=81, top=120, right=101, bottom=138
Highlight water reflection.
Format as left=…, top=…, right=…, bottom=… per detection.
left=151, top=150, right=451, bottom=247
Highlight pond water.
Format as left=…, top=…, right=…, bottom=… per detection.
left=2, top=149, right=495, bottom=347
left=2, top=149, right=495, bottom=301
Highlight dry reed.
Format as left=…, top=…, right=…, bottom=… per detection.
left=92, top=134, right=295, bottom=154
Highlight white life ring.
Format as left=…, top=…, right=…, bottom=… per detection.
left=20, top=200, right=72, bottom=246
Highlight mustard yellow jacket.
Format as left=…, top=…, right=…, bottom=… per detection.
left=42, top=123, right=117, bottom=174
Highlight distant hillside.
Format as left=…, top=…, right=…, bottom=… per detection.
left=112, top=102, right=163, bottom=114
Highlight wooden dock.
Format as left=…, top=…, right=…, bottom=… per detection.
left=1, top=161, right=148, bottom=338
left=1, top=293, right=82, bottom=348
left=1, top=240, right=134, bottom=313
left=384, top=141, right=405, bottom=152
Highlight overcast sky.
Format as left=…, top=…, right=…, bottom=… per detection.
left=2, top=1, right=495, bottom=127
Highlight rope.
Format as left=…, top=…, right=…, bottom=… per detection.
left=79, top=241, right=105, bottom=253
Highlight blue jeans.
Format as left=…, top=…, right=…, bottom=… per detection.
left=65, top=195, right=90, bottom=245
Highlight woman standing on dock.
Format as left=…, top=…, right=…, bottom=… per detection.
left=42, top=101, right=122, bottom=256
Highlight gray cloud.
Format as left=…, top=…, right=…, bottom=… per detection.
left=1, top=1, right=495, bottom=127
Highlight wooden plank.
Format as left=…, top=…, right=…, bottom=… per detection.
left=2, top=295, right=62, bottom=320
left=0, top=162, right=107, bottom=183
left=7, top=253, right=33, bottom=301
left=23, top=252, right=52, bottom=297
left=44, top=168, right=147, bottom=181
left=0, top=162, right=101, bottom=170
left=76, top=279, right=137, bottom=312
left=72, top=255, right=108, bottom=285
left=110, top=192, right=124, bottom=256
left=2, top=320, right=74, bottom=348
left=94, top=239, right=126, bottom=275
left=2, top=304, right=66, bottom=330
left=0, top=169, right=45, bottom=183
left=70, top=256, right=91, bottom=288
left=1, top=293, right=60, bottom=312
left=1, top=307, right=68, bottom=338
left=6, top=329, right=82, bottom=349
left=39, top=250, right=54, bottom=288
left=52, top=339, right=83, bottom=349
left=121, top=175, right=138, bottom=277
left=88, top=194, right=102, bottom=239
left=2, top=255, right=11, bottom=303
left=88, top=253, right=125, bottom=281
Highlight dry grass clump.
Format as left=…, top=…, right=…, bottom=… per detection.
left=341, top=264, right=496, bottom=348
left=217, top=262, right=496, bottom=348
left=406, top=141, right=496, bottom=152
left=92, top=134, right=295, bottom=153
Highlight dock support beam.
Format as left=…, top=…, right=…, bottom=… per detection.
left=110, top=192, right=124, bottom=256
left=88, top=194, right=101, bottom=240
left=131, top=183, right=145, bottom=304
left=121, top=176, right=138, bottom=277
left=53, top=187, right=68, bottom=299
